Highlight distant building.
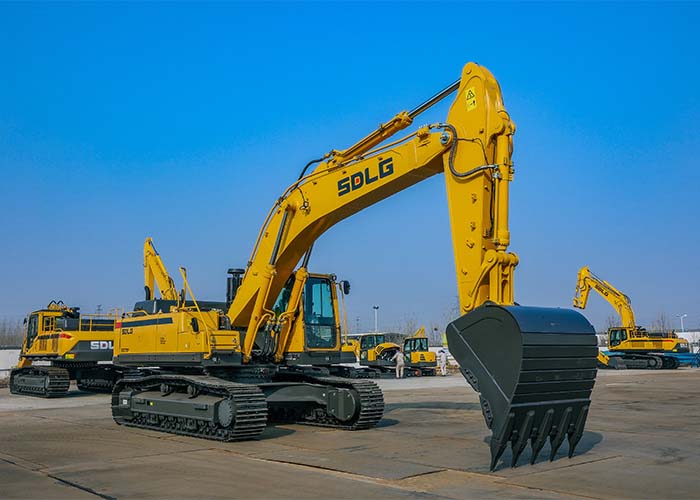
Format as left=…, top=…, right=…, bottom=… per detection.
left=680, top=331, right=700, bottom=353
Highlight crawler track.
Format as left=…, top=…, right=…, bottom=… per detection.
left=9, top=367, right=70, bottom=398
left=77, top=377, right=115, bottom=393
left=112, top=374, right=268, bottom=441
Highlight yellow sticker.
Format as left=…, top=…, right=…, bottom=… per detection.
left=466, top=87, right=477, bottom=111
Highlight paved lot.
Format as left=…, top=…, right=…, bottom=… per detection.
left=1, top=369, right=699, bottom=499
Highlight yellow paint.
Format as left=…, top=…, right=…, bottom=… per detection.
left=465, top=87, right=477, bottom=111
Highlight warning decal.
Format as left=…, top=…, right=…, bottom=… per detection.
left=465, top=87, right=477, bottom=111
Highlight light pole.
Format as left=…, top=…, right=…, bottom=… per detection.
left=679, top=313, right=688, bottom=332
left=372, top=305, right=379, bottom=332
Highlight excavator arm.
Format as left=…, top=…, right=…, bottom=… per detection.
left=143, top=237, right=179, bottom=301
left=229, top=63, right=517, bottom=358
left=573, top=266, right=636, bottom=329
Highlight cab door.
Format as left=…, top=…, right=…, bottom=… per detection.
left=24, top=314, right=39, bottom=351
left=609, top=329, right=621, bottom=348
left=303, top=276, right=338, bottom=351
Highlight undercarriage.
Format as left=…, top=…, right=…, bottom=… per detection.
left=111, top=366, right=385, bottom=440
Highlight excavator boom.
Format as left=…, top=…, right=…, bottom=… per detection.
left=143, top=237, right=179, bottom=301
left=573, top=266, right=636, bottom=329
left=229, top=63, right=519, bottom=357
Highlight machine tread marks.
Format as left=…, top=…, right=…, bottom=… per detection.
left=112, top=374, right=268, bottom=441
left=9, top=366, right=70, bottom=397
left=289, top=374, right=385, bottom=430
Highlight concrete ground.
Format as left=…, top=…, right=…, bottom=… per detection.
left=1, top=369, right=699, bottom=499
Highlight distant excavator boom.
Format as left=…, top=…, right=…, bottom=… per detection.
left=143, top=237, right=179, bottom=301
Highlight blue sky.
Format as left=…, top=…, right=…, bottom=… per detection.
left=1, top=2, right=698, bottom=333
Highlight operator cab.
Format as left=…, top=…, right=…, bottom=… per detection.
left=272, top=273, right=341, bottom=350
left=404, top=337, right=428, bottom=354
left=608, top=328, right=627, bottom=347
left=303, top=276, right=337, bottom=349
left=359, top=334, right=385, bottom=351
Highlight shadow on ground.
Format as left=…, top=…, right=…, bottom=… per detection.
left=485, top=431, right=604, bottom=471
left=375, top=418, right=400, bottom=428
left=259, top=426, right=296, bottom=440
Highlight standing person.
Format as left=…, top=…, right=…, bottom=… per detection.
left=392, top=348, right=405, bottom=379
left=438, top=349, right=448, bottom=376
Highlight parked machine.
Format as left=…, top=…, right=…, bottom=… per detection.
left=573, top=266, right=690, bottom=369
left=346, top=327, right=437, bottom=376
left=10, top=301, right=119, bottom=397
left=403, top=327, right=437, bottom=376
left=110, top=62, right=598, bottom=470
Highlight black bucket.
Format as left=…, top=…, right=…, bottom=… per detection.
left=446, top=304, right=598, bottom=470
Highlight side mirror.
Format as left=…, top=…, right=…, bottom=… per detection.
left=23, top=317, right=27, bottom=325
left=341, top=280, right=351, bottom=295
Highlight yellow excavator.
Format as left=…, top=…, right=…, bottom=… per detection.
left=10, top=301, right=119, bottom=397
left=9, top=238, right=182, bottom=398
left=346, top=327, right=437, bottom=376
left=10, top=238, right=222, bottom=398
left=403, top=327, right=437, bottom=375
left=111, top=62, right=598, bottom=470
left=573, top=266, right=689, bottom=369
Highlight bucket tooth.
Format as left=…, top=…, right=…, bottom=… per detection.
left=549, top=406, right=573, bottom=461
left=567, top=404, right=589, bottom=458
left=511, top=410, right=535, bottom=467
left=530, top=408, right=554, bottom=464
left=446, top=304, right=598, bottom=470
left=489, top=411, right=514, bottom=471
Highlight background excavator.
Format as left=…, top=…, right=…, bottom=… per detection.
left=573, top=266, right=690, bottom=369
left=9, top=238, right=185, bottom=398
left=110, top=62, right=598, bottom=471
left=345, top=327, right=437, bottom=376
left=10, top=301, right=119, bottom=397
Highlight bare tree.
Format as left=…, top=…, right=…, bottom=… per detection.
left=393, top=313, right=418, bottom=336
left=0, top=317, right=25, bottom=347
left=428, top=324, right=443, bottom=347
left=605, top=314, right=618, bottom=330
left=651, top=311, right=671, bottom=333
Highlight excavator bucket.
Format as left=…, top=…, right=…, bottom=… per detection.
left=446, top=304, right=598, bottom=470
